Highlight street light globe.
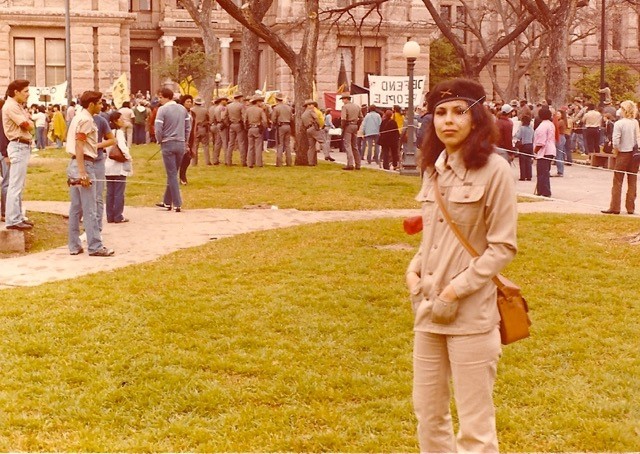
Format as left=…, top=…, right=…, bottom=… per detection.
left=214, top=73, right=222, bottom=83
left=403, top=40, right=421, bottom=59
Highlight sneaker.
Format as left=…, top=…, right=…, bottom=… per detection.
left=70, top=248, right=84, bottom=256
left=174, top=207, right=182, bottom=213
left=155, top=203, right=171, bottom=210
left=89, top=247, right=115, bottom=257
left=342, top=166, right=354, bottom=171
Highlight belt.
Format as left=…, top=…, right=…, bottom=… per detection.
left=249, top=124, right=261, bottom=128
left=71, top=155, right=96, bottom=163
left=278, top=122, right=290, bottom=125
left=230, top=120, right=242, bottom=124
left=11, top=138, right=31, bottom=145
left=347, top=120, right=358, bottom=124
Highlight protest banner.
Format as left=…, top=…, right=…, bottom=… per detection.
left=368, top=75, right=426, bottom=109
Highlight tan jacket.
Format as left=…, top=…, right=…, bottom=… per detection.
left=407, top=151, right=518, bottom=335
left=244, top=105, right=267, bottom=128
left=341, top=101, right=361, bottom=122
left=271, top=103, right=292, bottom=124
left=227, top=101, right=245, bottom=123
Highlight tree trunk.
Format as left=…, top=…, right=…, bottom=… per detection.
left=238, top=30, right=261, bottom=96
left=237, top=0, right=272, bottom=96
left=545, top=23, right=570, bottom=107
left=293, top=62, right=313, bottom=166
left=200, top=30, right=219, bottom=105
left=293, top=0, right=320, bottom=166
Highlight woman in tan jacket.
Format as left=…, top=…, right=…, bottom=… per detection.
left=406, top=78, right=518, bottom=452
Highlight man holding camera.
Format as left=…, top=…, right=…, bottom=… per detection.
left=67, top=91, right=114, bottom=257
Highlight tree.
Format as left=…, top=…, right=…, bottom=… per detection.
left=215, top=0, right=321, bottom=165
left=574, top=64, right=640, bottom=104
left=237, top=1, right=273, bottom=96
left=520, top=0, right=583, bottom=107
left=177, top=0, right=220, bottom=104
left=419, top=0, right=536, bottom=81
left=429, top=38, right=462, bottom=89
left=151, top=42, right=217, bottom=97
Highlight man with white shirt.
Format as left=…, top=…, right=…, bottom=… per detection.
left=66, top=91, right=114, bottom=257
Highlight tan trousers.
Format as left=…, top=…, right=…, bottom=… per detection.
left=608, top=151, right=638, bottom=213
left=413, top=328, right=501, bottom=453
left=247, top=126, right=263, bottom=167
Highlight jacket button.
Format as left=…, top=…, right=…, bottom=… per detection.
left=439, top=218, right=444, bottom=222
left=433, top=245, right=438, bottom=250
left=464, top=194, right=470, bottom=198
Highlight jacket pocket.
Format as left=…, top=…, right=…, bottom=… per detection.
left=448, top=185, right=485, bottom=225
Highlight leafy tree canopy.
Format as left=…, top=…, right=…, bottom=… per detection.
left=573, top=64, right=639, bottom=104
left=429, top=38, right=462, bottom=90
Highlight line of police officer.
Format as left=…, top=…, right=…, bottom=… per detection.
left=187, top=92, right=362, bottom=168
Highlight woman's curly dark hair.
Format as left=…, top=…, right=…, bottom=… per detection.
left=418, top=78, right=498, bottom=173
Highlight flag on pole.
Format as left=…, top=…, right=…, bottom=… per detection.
left=111, top=73, right=130, bottom=109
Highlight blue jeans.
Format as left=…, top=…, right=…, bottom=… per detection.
left=573, top=131, right=585, bottom=153
left=555, top=135, right=566, bottom=175
left=1, top=158, right=10, bottom=217
left=6, top=141, right=30, bottom=226
left=94, top=153, right=106, bottom=230
left=67, top=160, right=103, bottom=253
left=364, top=135, right=379, bottom=162
left=106, top=175, right=127, bottom=222
left=161, top=141, right=185, bottom=208
left=35, top=127, right=46, bottom=150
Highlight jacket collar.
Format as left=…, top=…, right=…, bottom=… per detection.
left=435, top=149, right=467, bottom=180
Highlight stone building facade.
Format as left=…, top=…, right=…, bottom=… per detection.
left=0, top=0, right=432, bottom=103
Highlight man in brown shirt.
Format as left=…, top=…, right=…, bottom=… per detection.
left=190, top=98, right=211, bottom=165
left=244, top=96, right=268, bottom=168
left=301, top=99, right=323, bottom=166
left=2, top=79, right=34, bottom=230
left=209, top=97, right=229, bottom=165
left=340, top=93, right=362, bottom=170
left=271, top=94, right=293, bottom=166
left=227, top=93, right=247, bottom=166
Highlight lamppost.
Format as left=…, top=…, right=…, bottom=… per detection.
left=214, top=72, right=222, bottom=98
left=599, top=0, right=606, bottom=107
left=524, top=72, right=530, bottom=102
left=64, top=0, right=72, bottom=105
left=400, top=40, right=421, bottom=176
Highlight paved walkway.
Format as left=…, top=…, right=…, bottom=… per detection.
left=0, top=155, right=633, bottom=289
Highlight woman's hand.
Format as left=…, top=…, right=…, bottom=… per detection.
left=439, top=285, right=459, bottom=302
left=406, top=271, right=420, bottom=292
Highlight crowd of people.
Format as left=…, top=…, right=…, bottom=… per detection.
left=2, top=75, right=638, bottom=258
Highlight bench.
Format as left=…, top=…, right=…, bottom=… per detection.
left=590, top=152, right=616, bottom=169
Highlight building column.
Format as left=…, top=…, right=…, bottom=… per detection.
left=158, top=35, right=177, bottom=88
left=159, top=35, right=177, bottom=61
left=219, top=37, right=233, bottom=85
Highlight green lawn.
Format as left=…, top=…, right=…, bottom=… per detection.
left=0, top=215, right=638, bottom=451
left=26, top=145, right=422, bottom=211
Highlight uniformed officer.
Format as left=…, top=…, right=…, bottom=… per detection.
left=340, top=92, right=362, bottom=170
left=244, top=95, right=268, bottom=168
left=209, top=97, right=229, bottom=165
left=271, top=94, right=293, bottom=167
left=191, top=98, right=210, bottom=165
left=301, top=99, right=323, bottom=166
left=227, top=93, right=247, bottom=166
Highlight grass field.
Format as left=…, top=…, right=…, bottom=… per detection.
left=0, top=214, right=638, bottom=451
left=25, top=145, right=422, bottom=211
